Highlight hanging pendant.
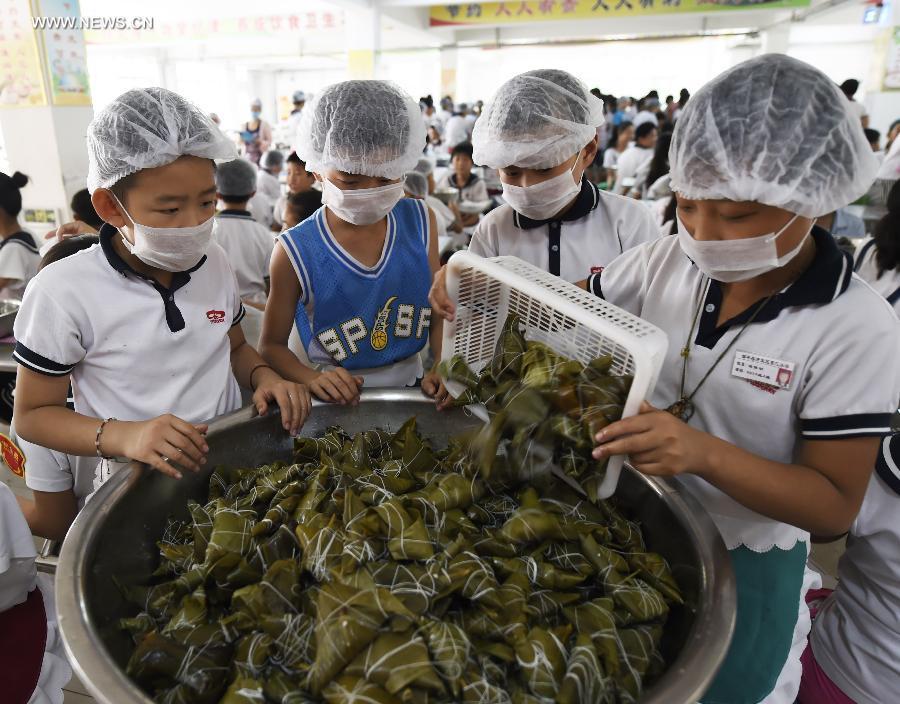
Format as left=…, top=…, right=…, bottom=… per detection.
left=666, top=398, right=695, bottom=422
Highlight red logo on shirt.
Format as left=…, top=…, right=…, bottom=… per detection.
left=206, top=310, right=226, bottom=324
left=0, top=433, right=25, bottom=478
left=590, top=266, right=604, bottom=275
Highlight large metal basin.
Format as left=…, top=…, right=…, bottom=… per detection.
left=56, top=390, right=735, bottom=703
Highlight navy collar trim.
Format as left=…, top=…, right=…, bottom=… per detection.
left=99, top=224, right=206, bottom=333
left=449, top=173, right=478, bottom=190
left=513, top=177, right=600, bottom=230
left=217, top=209, right=254, bottom=219
left=1, top=231, right=38, bottom=253
left=695, top=227, right=851, bottom=349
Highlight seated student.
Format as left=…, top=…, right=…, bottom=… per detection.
left=260, top=80, right=447, bottom=407
left=798, top=432, right=900, bottom=704
left=855, top=180, right=900, bottom=315
left=273, top=152, right=317, bottom=230
left=603, top=122, right=634, bottom=190
left=413, top=157, right=461, bottom=234
left=257, top=149, right=284, bottom=203
left=435, top=142, right=489, bottom=227
left=612, top=121, right=657, bottom=196
left=584, top=55, right=897, bottom=704
left=0, top=171, right=39, bottom=300
left=428, top=68, right=659, bottom=310
left=0, top=483, right=71, bottom=704
left=15, top=235, right=98, bottom=541
left=282, top=190, right=323, bottom=230
left=214, top=158, right=275, bottom=312
left=12, top=87, right=309, bottom=497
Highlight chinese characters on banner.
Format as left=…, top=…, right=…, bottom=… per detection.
left=431, top=0, right=810, bottom=25
left=84, top=11, right=345, bottom=45
left=36, top=0, right=92, bottom=106
left=0, top=0, right=47, bottom=108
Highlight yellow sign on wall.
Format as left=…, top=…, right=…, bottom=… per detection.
left=0, top=0, right=47, bottom=108
left=431, top=0, right=810, bottom=25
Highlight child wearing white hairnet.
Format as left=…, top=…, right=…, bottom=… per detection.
left=429, top=69, right=660, bottom=323
left=260, top=80, right=447, bottom=406
left=12, top=87, right=309, bottom=498
left=585, top=55, right=899, bottom=703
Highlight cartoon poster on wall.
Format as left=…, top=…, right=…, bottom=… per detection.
left=35, top=0, right=91, bottom=106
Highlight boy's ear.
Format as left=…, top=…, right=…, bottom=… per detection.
left=313, top=173, right=323, bottom=183
left=91, top=189, right=127, bottom=228
left=582, top=134, right=600, bottom=165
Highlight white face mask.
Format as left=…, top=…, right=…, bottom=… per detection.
left=676, top=213, right=811, bottom=283
left=112, top=195, right=215, bottom=273
left=321, top=179, right=404, bottom=226
left=501, top=156, right=582, bottom=221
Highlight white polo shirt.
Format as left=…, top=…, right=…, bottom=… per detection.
left=0, top=231, right=39, bottom=300
left=855, top=238, right=900, bottom=315
left=591, top=229, right=900, bottom=552
left=612, top=145, right=653, bottom=195
left=469, top=179, right=660, bottom=283
left=20, top=439, right=95, bottom=509
left=435, top=172, right=489, bottom=205
left=593, top=230, right=899, bottom=703
left=811, top=433, right=900, bottom=704
left=256, top=169, right=281, bottom=204
left=13, top=225, right=244, bottom=428
left=214, top=210, right=274, bottom=305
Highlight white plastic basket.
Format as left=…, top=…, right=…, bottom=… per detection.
left=441, top=251, right=668, bottom=499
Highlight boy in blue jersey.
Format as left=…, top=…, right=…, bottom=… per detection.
left=260, top=81, right=447, bottom=406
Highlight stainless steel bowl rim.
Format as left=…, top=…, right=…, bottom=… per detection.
left=57, top=389, right=736, bottom=704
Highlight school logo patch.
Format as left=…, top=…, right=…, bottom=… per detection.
left=0, top=434, right=25, bottom=478
left=590, top=266, right=604, bottom=275
left=370, top=296, right=397, bottom=351
left=206, top=309, right=226, bottom=324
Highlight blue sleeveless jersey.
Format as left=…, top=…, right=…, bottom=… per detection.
left=278, top=198, right=432, bottom=371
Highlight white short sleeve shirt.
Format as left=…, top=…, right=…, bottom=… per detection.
left=611, top=145, right=653, bottom=195
left=256, top=169, right=282, bottom=204
left=811, top=434, right=900, bottom=704
left=855, top=238, right=900, bottom=315
left=435, top=172, right=489, bottom=204
left=0, top=231, right=39, bottom=300
left=13, top=225, right=244, bottom=426
left=592, top=230, right=900, bottom=551
left=214, top=210, right=274, bottom=305
left=469, top=179, right=660, bottom=283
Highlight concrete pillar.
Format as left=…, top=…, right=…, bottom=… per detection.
left=0, top=1, right=93, bottom=238
left=346, top=5, right=381, bottom=79
left=440, top=46, right=458, bottom=100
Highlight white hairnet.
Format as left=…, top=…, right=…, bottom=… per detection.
left=86, top=87, right=236, bottom=193
left=261, top=150, right=285, bottom=169
left=403, top=171, right=428, bottom=199
left=216, top=158, right=258, bottom=197
left=295, top=80, right=426, bottom=180
left=472, top=69, right=604, bottom=170
left=414, top=157, right=434, bottom=176
left=669, top=54, right=880, bottom=218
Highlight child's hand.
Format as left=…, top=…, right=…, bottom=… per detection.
left=428, top=265, right=456, bottom=322
left=112, top=415, right=209, bottom=479
left=252, top=369, right=311, bottom=436
left=422, top=371, right=452, bottom=410
left=309, top=368, right=363, bottom=406
left=591, top=401, right=711, bottom=477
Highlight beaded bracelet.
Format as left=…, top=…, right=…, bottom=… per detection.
left=95, top=417, right=116, bottom=460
